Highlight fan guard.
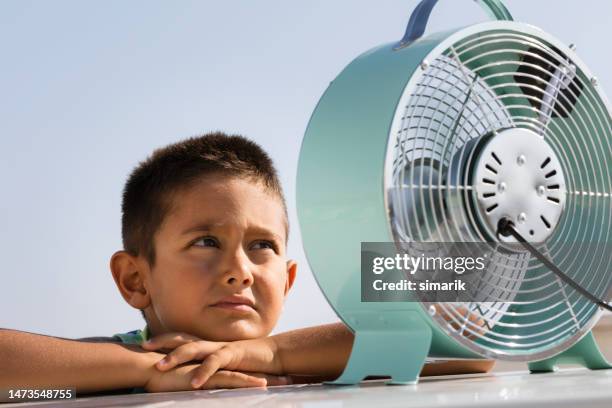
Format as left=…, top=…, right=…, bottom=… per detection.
left=385, top=27, right=611, bottom=360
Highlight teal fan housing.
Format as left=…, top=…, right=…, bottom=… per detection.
left=297, top=0, right=611, bottom=384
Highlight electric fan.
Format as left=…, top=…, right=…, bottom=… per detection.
left=297, top=0, right=611, bottom=384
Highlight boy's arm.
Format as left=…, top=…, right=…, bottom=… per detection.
left=271, top=322, right=353, bottom=377
left=0, top=328, right=159, bottom=393
left=148, top=322, right=495, bottom=387
left=0, top=329, right=289, bottom=393
left=271, top=322, right=495, bottom=377
left=270, top=323, right=495, bottom=378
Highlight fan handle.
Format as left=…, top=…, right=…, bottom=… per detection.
left=397, top=0, right=513, bottom=47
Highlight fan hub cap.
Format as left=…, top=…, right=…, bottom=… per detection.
left=472, top=128, right=567, bottom=243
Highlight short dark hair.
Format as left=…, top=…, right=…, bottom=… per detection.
left=121, top=131, right=288, bottom=267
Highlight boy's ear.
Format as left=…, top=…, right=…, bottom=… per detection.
left=110, top=250, right=151, bottom=310
left=284, top=260, right=297, bottom=296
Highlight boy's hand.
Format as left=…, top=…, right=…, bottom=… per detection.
left=142, top=332, right=285, bottom=389
left=438, top=304, right=488, bottom=339
left=141, top=332, right=226, bottom=358
left=144, top=361, right=289, bottom=392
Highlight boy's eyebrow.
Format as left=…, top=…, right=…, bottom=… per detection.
left=247, top=226, right=285, bottom=243
left=181, top=222, right=225, bottom=236
left=181, top=223, right=284, bottom=242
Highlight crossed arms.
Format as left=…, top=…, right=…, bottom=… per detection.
left=0, top=323, right=494, bottom=394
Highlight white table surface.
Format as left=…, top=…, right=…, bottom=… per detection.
left=12, top=368, right=612, bottom=408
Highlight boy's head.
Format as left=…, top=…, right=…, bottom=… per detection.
left=110, top=132, right=296, bottom=341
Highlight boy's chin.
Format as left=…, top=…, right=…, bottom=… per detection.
left=192, top=315, right=271, bottom=342
left=201, top=328, right=266, bottom=342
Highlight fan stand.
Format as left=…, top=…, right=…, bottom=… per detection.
left=326, top=311, right=432, bottom=385
left=528, top=331, right=612, bottom=372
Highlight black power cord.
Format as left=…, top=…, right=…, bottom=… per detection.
left=497, top=217, right=612, bottom=312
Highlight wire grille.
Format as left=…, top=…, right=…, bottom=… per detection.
left=387, top=28, right=612, bottom=358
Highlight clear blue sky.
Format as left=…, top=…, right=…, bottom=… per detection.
left=1, top=0, right=610, bottom=338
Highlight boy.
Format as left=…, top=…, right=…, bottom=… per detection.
left=0, top=132, right=493, bottom=394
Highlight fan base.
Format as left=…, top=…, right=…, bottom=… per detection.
left=326, top=310, right=432, bottom=385
left=528, top=331, right=612, bottom=372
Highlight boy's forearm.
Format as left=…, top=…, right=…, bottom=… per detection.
left=0, top=329, right=160, bottom=394
left=270, top=322, right=354, bottom=377
left=268, top=323, right=495, bottom=379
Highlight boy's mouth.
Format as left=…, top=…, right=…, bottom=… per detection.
left=210, top=294, right=256, bottom=312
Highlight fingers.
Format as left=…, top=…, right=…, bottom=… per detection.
left=200, top=370, right=267, bottom=389
left=198, top=371, right=292, bottom=389
left=145, top=363, right=269, bottom=393
left=141, top=332, right=200, bottom=351
left=250, top=373, right=292, bottom=386
left=155, top=341, right=226, bottom=371
left=437, top=305, right=488, bottom=339
left=190, top=350, right=231, bottom=388
left=456, top=306, right=488, bottom=338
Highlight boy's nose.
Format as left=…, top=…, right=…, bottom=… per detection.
left=224, top=271, right=253, bottom=288
left=221, top=251, right=254, bottom=288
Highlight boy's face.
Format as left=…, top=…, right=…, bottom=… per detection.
left=134, top=175, right=296, bottom=341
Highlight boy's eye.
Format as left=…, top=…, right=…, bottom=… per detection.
left=193, top=236, right=219, bottom=248
left=251, top=240, right=276, bottom=251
